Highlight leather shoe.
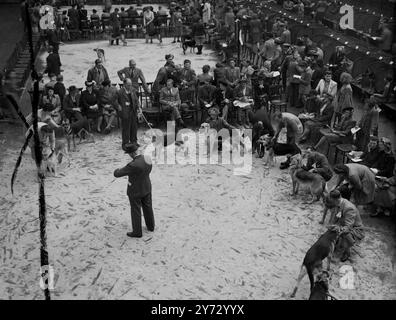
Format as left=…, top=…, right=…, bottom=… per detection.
left=127, top=232, right=142, bottom=238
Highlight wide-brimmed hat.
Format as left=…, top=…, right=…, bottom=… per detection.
left=124, top=142, right=140, bottom=154
left=85, top=80, right=95, bottom=87
left=165, top=54, right=174, bottom=60
left=68, top=85, right=77, bottom=92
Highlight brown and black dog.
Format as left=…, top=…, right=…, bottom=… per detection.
left=289, top=154, right=326, bottom=203
left=291, top=225, right=341, bottom=298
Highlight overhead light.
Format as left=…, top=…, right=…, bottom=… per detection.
left=390, top=61, right=394, bottom=65
left=345, top=41, right=348, bottom=45
left=366, top=51, right=370, bottom=55
left=330, top=34, right=334, bottom=37
left=307, top=24, right=310, bottom=27
left=336, top=37, right=340, bottom=40
left=355, top=46, right=359, bottom=49
left=379, top=56, right=383, bottom=60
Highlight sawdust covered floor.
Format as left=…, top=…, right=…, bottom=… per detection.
left=1, top=39, right=396, bottom=300
left=0, top=128, right=395, bottom=300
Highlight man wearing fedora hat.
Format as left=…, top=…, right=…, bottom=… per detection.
left=80, top=80, right=101, bottom=132
left=117, top=59, right=150, bottom=94
left=114, top=142, right=154, bottom=238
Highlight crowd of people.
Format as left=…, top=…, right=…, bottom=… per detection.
left=4, top=0, right=394, bottom=274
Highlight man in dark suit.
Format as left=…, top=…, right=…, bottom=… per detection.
left=116, top=78, right=141, bottom=150
left=214, top=80, right=234, bottom=121
left=114, top=142, right=154, bottom=238
left=45, top=46, right=62, bottom=76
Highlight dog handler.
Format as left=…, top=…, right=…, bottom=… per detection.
left=114, top=142, right=155, bottom=238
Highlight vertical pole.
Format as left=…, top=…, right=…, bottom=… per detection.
left=25, top=2, right=51, bottom=301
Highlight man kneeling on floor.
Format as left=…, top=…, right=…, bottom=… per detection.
left=114, top=142, right=155, bottom=238
left=323, top=190, right=365, bottom=262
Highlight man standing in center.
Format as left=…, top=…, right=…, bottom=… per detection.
left=117, top=59, right=151, bottom=94
left=116, top=78, right=141, bottom=150
left=114, top=142, right=154, bottom=238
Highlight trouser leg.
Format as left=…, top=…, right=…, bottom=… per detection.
left=222, top=104, right=229, bottom=121
left=129, top=112, right=138, bottom=143
left=141, top=193, right=155, bottom=232
left=128, top=195, right=143, bottom=235
left=121, top=114, right=130, bottom=146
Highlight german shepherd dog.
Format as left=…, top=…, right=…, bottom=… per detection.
left=308, top=271, right=337, bottom=300
left=182, top=35, right=197, bottom=54
left=61, top=118, right=95, bottom=151
left=291, top=225, right=341, bottom=298
left=289, top=154, right=326, bottom=203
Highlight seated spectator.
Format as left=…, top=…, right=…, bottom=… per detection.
left=356, top=96, right=380, bottom=152
left=45, top=74, right=57, bottom=92
left=280, top=23, right=291, bottom=45
left=240, top=60, right=254, bottom=83
left=314, top=106, right=355, bottom=153
left=376, top=21, right=393, bottom=53
left=91, top=9, right=100, bottom=21
left=63, top=85, right=82, bottom=120
left=80, top=81, right=102, bottom=132
left=303, top=146, right=333, bottom=181
left=62, top=85, right=89, bottom=134
left=323, top=190, right=365, bottom=262
left=253, top=74, right=269, bottom=109
left=197, top=65, right=214, bottom=86
left=259, top=33, right=277, bottom=62
left=204, top=106, right=236, bottom=131
left=360, top=136, right=381, bottom=167
left=373, top=75, right=394, bottom=103
left=333, top=163, right=376, bottom=206
left=98, top=80, right=118, bottom=135
left=369, top=137, right=396, bottom=178
left=159, top=78, right=186, bottom=127
left=372, top=166, right=396, bottom=217
left=315, top=71, right=337, bottom=100
left=299, top=93, right=334, bottom=143
left=41, top=84, right=61, bottom=125
left=54, top=75, right=66, bottom=107
left=214, top=80, right=234, bottom=121
left=197, top=81, right=217, bottom=121
left=234, top=78, right=253, bottom=127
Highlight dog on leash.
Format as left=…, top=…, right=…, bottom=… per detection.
left=291, top=225, right=341, bottom=298
left=182, top=36, right=197, bottom=54
left=61, top=118, right=95, bottom=151
left=308, top=270, right=336, bottom=300
left=289, top=154, right=326, bottom=203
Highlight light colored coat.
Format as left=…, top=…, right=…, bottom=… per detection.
left=345, top=163, right=376, bottom=205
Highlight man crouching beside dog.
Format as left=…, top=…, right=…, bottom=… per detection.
left=322, top=190, right=365, bottom=262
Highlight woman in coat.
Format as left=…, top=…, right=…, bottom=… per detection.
left=334, top=163, right=376, bottom=206
left=373, top=166, right=396, bottom=217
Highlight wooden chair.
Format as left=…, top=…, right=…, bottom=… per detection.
left=334, top=144, right=356, bottom=164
